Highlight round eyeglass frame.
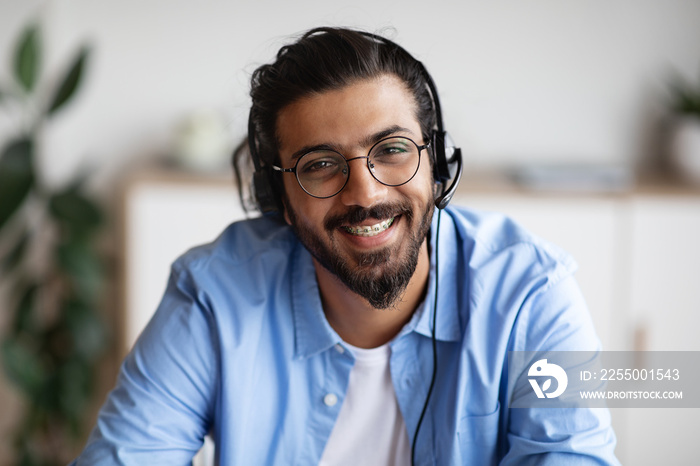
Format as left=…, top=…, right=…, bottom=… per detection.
left=271, top=136, right=430, bottom=199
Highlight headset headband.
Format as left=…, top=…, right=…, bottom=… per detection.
left=247, top=29, right=462, bottom=212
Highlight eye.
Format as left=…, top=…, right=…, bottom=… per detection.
left=303, top=159, right=335, bottom=173
left=299, top=152, right=345, bottom=178
left=371, top=138, right=414, bottom=164
left=376, top=143, right=408, bottom=155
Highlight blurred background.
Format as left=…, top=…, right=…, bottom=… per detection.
left=1, top=0, right=699, bottom=464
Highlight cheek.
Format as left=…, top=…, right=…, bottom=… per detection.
left=282, top=176, right=317, bottom=224
left=282, top=179, right=330, bottom=227
left=412, top=160, right=437, bottom=199
left=281, top=177, right=296, bottom=225
left=283, top=174, right=316, bottom=206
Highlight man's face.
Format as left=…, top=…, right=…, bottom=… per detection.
left=276, top=74, right=435, bottom=309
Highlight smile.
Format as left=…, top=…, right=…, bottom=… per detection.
left=342, top=217, right=395, bottom=237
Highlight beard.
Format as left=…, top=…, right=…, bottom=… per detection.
left=285, top=198, right=434, bottom=309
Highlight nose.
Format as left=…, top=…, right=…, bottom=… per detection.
left=338, top=156, right=388, bottom=208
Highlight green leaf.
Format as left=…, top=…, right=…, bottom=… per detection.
left=48, top=185, right=103, bottom=236
left=11, top=282, right=39, bottom=336
left=1, top=228, right=30, bottom=273
left=56, top=241, right=103, bottom=299
left=668, top=73, right=700, bottom=116
left=57, top=357, right=91, bottom=417
left=13, top=24, right=40, bottom=93
left=64, top=299, right=107, bottom=361
left=0, top=138, right=35, bottom=229
left=47, top=46, right=89, bottom=116
left=1, top=338, right=46, bottom=397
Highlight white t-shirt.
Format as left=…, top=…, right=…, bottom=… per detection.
left=318, top=342, right=411, bottom=466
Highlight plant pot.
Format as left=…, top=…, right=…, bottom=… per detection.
left=670, top=115, right=700, bottom=184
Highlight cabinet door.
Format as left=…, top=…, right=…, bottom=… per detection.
left=123, top=181, right=246, bottom=355
left=452, top=194, right=621, bottom=351
left=620, top=196, right=700, bottom=466
left=626, top=196, right=700, bottom=351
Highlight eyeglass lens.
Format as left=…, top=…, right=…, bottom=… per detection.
left=295, top=137, right=421, bottom=198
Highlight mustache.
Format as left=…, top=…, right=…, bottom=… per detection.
left=325, top=202, right=413, bottom=230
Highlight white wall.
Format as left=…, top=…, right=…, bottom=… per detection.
left=1, top=0, right=699, bottom=190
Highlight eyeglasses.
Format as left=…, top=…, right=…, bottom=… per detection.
left=271, top=136, right=430, bottom=199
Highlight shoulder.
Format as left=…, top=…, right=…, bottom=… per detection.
left=442, top=206, right=595, bottom=345
left=143, top=215, right=301, bottom=350
left=444, top=204, right=576, bottom=279
left=160, top=215, right=300, bottom=312
left=444, top=205, right=598, bottom=352
left=173, top=215, right=296, bottom=273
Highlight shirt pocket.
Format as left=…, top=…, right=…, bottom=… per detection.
left=456, top=403, right=500, bottom=465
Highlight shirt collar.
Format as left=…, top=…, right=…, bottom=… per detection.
left=291, top=208, right=462, bottom=359
left=291, top=242, right=343, bottom=359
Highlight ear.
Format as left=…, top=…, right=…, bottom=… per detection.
left=280, top=196, right=292, bottom=225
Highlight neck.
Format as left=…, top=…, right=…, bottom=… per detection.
left=313, top=241, right=430, bottom=349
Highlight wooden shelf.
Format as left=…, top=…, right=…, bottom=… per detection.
left=122, top=164, right=700, bottom=198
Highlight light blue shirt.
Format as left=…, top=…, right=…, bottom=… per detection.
left=73, top=206, right=619, bottom=465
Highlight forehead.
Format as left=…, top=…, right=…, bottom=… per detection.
left=275, top=75, right=421, bottom=160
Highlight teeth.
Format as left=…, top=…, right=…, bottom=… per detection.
left=343, top=217, right=395, bottom=237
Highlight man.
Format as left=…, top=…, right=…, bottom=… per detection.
left=73, top=27, right=619, bottom=465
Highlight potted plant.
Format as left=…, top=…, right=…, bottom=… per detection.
left=668, top=68, right=700, bottom=184
left=0, top=23, right=108, bottom=465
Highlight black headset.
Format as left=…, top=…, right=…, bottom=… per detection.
left=247, top=31, right=463, bottom=213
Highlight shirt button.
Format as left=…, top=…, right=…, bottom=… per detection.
left=334, top=344, right=345, bottom=354
left=323, top=393, right=338, bottom=407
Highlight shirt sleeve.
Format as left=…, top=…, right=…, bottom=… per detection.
left=70, top=263, right=218, bottom=465
left=501, top=274, right=621, bottom=466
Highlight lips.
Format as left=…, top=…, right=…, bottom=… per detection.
left=325, top=203, right=410, bottom=239
left=342, top=217, right=395, bottom=237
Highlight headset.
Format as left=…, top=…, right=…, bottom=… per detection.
left=247, top=31, right=463, bottom=213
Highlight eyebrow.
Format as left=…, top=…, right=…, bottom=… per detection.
left=289, top=125, right=414, bottom=162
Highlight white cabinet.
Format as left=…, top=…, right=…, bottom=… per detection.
left=626, top=196, right=700, bottom=352
left=121, top=172, right=700, bottom=465
left=122, top=175, right=247, bottom=354
left=617, top=196, right=700, bottom=466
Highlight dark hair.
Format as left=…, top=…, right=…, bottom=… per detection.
left=233, top=27, right=437, bottom=213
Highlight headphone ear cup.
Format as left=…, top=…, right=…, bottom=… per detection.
left=431, top=130, right=463, bottom=209
left=431, top=130, right=451, bottom=183
left=253, top=168, right=279, bottom=213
